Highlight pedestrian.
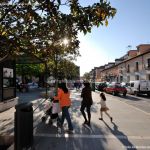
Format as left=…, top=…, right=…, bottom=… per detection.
left=98, top=92, right=113, bottom=122
left=80, top=81, right=93, bottom=127
left=54, top=82, right=73, bottom=133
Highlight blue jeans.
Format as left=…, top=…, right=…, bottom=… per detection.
left=60, top=106, right=73, bottom=130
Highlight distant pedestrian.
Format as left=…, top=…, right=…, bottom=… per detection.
left=80, top=81, right=93, bottom=127
left=98, top=92, right=113, bottom=122
left=54, top=82, right=73, bottom=133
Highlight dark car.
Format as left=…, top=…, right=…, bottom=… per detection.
left=96, top=82, right=108, bottom=91
left=104, top=83, right=127, bottom=96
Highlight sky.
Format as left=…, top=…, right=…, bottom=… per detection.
left=72, top=0, right=150, bottom=76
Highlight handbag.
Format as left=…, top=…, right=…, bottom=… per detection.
left=52, top=101, right=61, bottom=114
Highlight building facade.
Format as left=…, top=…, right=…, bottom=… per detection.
left=90, top=44, right=150, bottom=83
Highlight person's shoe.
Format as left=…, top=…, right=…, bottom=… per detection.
left=110, top=117, right=113, bottom=122
left=86, top=122, right=91, bottom=127
left=99, top=118, right=103, bottom=120
left=65, top=129, right=74, bottom=134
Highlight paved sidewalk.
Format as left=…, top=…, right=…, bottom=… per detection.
left=0, top=88, right=47, bottom=149
left=1, top=89, right=150, bottom=150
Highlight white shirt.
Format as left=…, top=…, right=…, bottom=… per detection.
left=100, top=98, right=107, bottom=107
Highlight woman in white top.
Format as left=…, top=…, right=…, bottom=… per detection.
left=99, top=92, right=113, bottom=122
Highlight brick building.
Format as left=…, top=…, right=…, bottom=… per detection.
left=90, top=44, right=150, bottom=83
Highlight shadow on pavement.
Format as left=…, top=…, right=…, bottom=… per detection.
left=102, top=120, right=137, bottom=150
left=118, top=93, right=150, bottom=101
left=33, top=120, right=108, bottom=150
left=118, top=95, right=141, bottom=101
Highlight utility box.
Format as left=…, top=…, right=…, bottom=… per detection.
left=14, top=103, right=33, bottom=150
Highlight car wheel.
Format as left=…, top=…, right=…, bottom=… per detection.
left=147, top=92, right=150, bottom=97
left=134, top=91, right=138, bottom=96
left=112, top=91, right=116, bottom=96
left=123, top=92, right=126, bottom=96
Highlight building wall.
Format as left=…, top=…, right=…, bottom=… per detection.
left=118, top=63, right=126, bottom=82
left=93, top=45, right=150, bottom=83
left=143, top=53, right=150, bottom=80
left=128, top=50, right=138, bottom=58
left=137, top=45, right=150, bottom=54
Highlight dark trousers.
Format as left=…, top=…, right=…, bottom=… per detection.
left=80, top=103, right=91, bottom=123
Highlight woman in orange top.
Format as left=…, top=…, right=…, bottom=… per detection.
left=54, top=82, right=73, bottom=132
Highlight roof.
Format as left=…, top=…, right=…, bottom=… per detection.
left=15, top=53, right=45, bottom=64
left=0, top=53, right=45, bottom=64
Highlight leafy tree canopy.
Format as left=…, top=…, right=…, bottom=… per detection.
left=0, top=0, right=116, bottom=61
left=83, top=72, right=91, bottom=81
left=16, top=63, right=45, bottom=77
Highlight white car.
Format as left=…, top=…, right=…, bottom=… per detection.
left=126, top=80, right=150, bottom=96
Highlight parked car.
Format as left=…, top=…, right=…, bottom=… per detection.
left=104, top=83, right=127, bottom=96
left=95, top=82, right=108, bottom=91
left=126, top=80, right=150, bottom=96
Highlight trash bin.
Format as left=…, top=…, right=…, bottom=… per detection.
left=14, top=103, right=33, bottom=150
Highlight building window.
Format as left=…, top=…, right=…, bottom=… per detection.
left=148, top=58, right=150, bottom=68
left=117, top=76, right=119, bottom=82
left=120, top=76, right=123, bottom=82
left=127, top=64, right=130, bottom=72
left=131, top=83, right=134, bottom=87
left=136, top=62, right=139, bottom=71
left=135, top=75, right=139, bottom=80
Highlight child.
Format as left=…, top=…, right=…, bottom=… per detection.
left=99, top=92, right=113, bottom=122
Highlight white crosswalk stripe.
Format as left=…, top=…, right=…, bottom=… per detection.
left=34, top=133, right=150, bottom=140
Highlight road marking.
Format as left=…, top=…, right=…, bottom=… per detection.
left=116, top=97, right=150, bottom=116
left=34, top=133, right=150, bottom=140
